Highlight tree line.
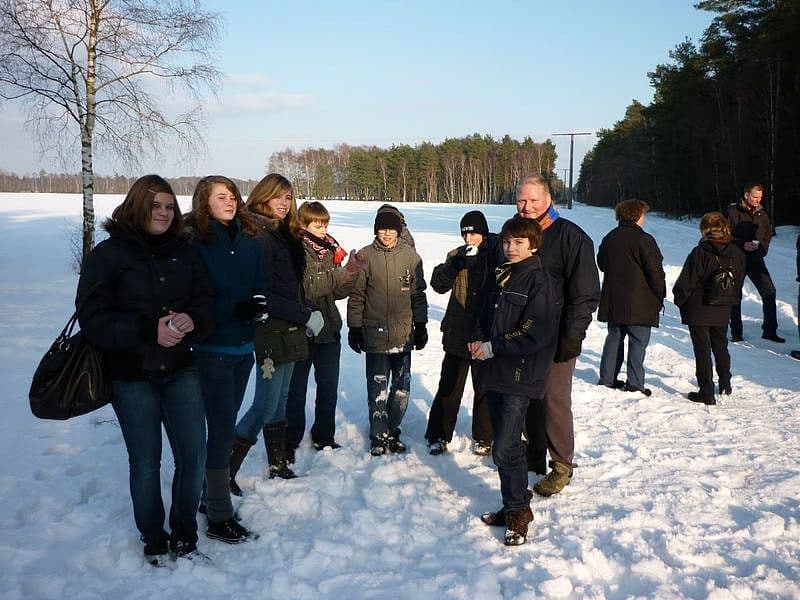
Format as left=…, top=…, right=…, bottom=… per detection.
left=577, top=0, right=800, bottom=226
left=267, top=134, right=561, bottom=204
left=0, top=170, right=260, bottom=197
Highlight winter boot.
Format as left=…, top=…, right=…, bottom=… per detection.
left=206, top=517, right=253, bottom=544
left=533, top=461, right=573, bottom=497
left=473, top=440, right=492, bottom=456
left=480, top=508, right=506, bottom=527
left=229, top=436, right=254, bottom=496
left=428, top=440, right=447, bottom=455
left=688, top=391, right=716, bottom=406
left=386, top=435, right=406, bottom=454
left=263, top=421, right=298, bottom=479
left=503, top=506, right=534, bottom=546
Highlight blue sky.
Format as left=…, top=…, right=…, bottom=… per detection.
left=0, top=0, right=714, bottom=181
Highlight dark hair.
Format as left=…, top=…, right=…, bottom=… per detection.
left=109, top=174, right=181, bottom=236
left=186, top=175, right=259, bottom=240
left=744, top=182, right=764, bottom=194
left=615, top=199, right=649, bottom=223
left=700, top=212, right=732, bottom=243
left=500, top=217, right=542, bottom=250
left=244, top=173, right=301, bottom=238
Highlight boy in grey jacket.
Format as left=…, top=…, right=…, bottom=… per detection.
left=347, top=208, right=428, bottom=455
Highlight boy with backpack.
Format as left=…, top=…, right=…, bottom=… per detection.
left=347, top=208, right=428, bottom=456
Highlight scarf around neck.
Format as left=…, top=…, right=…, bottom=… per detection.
left=536, top=204, right=560, bottom=231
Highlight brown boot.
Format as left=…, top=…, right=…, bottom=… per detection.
left=533, top=461, right=573, bottom=497
left=229, top=436, right=254, bottom=496
left=263, top=421, right=297, bottom=479
left=504, top=506, right=533, bottom=546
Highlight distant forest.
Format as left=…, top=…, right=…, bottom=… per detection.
left=577, top=0, right=800, bottom=226
left=0, top=133, right=563, bottom=205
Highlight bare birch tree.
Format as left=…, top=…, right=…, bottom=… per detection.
left=0, top=0, right=221, bottom=262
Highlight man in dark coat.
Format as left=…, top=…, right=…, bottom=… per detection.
left=514, top=175, right=600, bottom=496
left=597, top=199, right=666, bottom=395
left=726, top=183, right=784, bottom=343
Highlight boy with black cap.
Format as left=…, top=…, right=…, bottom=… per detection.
left=346, top=207, right=428, bottom=456
left=425, top=210, right=496, bottom=455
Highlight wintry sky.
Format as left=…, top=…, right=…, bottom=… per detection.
left=0, top=0, right=713, bottom=180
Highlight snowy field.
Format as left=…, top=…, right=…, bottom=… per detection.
left=0, top=193, right=798, bottom=600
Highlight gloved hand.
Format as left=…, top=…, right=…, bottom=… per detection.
left=348, top=327, right=364, bottom=353
left=451, top=244, right=478, bottom=271
left=306, top=310, right=325, bottom=337
left=344, top=249, right=367, bottom=274
left=233, top=296, right=269, bottom=321
left=554, top=336, right=582, bottom=363
left=413, top=323, right=428, bottom=350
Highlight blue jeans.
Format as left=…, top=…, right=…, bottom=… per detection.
left=195, top=351, right=254, bottom=521
left=365, top=352, right=411, bottom=441
left=599, top=323, right=651, bottom=390
left=286, top=340, right=341, bottom=449
left=111, top=368, right=206, bottom=548
left=236, top=361, right=295, bottom=442
left=487, top=392, right=531, bottom=511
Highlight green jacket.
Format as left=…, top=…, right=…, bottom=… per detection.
left=347, top=238, right=428, bottom=353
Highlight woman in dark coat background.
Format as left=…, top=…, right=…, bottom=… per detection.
left=76, top=174, right=214, bottom=563
left=597, top=199, right=665, bottom=395
left=673, top=212, right=746, bottom=405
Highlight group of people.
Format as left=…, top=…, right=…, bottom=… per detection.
left=596, top=182, right=792, bottom=408
left=75, top=172, right=793, bottom=562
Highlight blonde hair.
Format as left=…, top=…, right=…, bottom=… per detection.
left=245, top=173, right=301, bottom=237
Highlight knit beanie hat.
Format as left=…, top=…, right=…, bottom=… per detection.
left=374, top=210, right=403, bottom=235
left=460, top=210, right=489, bottom=237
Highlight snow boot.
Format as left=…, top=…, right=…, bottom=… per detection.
left=206, top=517, right=252, bottom=544
left=688, top=391, right=716, bottom=405
left=533, top=461, right=572, bottom=497
left=229, top=436, right=254, bottom=496
left=263, top=421, right=297, bottom=479
left=503, top=506, right=533, bottom=546
left=386, top=435, right=406, bottom=454
left=428, top=440, right=447, bottom=455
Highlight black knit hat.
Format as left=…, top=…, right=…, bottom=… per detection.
left=374, top=210, right=403, bottom=235
left=460, top=210, right=489, bottom=237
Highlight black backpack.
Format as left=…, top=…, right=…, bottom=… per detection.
left=703, top=254, right=738, bottom=306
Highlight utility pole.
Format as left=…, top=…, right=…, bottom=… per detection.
left=561, top=169, right=569, bottom=203
left=552, top=131, right=592, bottom=209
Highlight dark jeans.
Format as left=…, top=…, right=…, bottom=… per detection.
left=286, top=339, right=341, bottom=449
left=487, top=392, right=531, bottom=511
left=730, top=258, right=778, bottom=336
left=365, top=352, right=411, bottom=441
left=525, top=358, right=576, bottom=467
left=236, top=361, right=295, bottom=442
left=688, top=325, right=730, bottom=399
left=599, top=323, right=651, bottom=390
left=195, top=351, right=254, bottom=522
left=111, top=367, right=206, bottom=548
left=425, top=353, right=493, bottom=444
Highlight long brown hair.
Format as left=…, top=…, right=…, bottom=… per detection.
left=108, top=174, right=182, bottom=236
left=187, top=175, right=259, bottom=240
left=244, top=173, right=301, bottom=238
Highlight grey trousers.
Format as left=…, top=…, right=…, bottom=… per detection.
left=526, top=358, right=576, bottom=468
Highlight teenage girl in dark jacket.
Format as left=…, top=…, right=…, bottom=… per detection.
left=186, top=175, right=266, bottom=544
left=76, top=174, right=214, bottom=563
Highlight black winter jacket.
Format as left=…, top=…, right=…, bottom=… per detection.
left=726, top=202, right=773, bottom=264
left=476, top=255, right=558, bottom=398
left=673, top=240, right=746, bottom=327
left=76, top=222, right=214, bottom=380
left=252, top=214, right=311, bottom=326
left=431, top=235, right=495, bottom=358
left=597, top=221, right=666, bottom=327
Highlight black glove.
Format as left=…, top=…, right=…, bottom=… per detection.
left=451, top=245, right=478, bottom=271
left=233, top=297, right=268, bottom=321
left=554, top=336, right=582, bottom=363
left=413, top=323, right=428, bottom=350
left=348, top=327, right=364, bottom=354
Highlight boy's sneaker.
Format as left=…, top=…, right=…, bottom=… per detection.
left=370, top=439, right=386, bottom=456
left=171, top=540, right=212, bottom=564
left=143, top=538, right=169, bottom=567
left=387, top=436, right=406, bottom=453
left=207, top=517, right=252, bottom=544
left=473, top=440, right=492, bottom=456
left=428, top=440, right=447, bottom=455
left=533, top=462, right=572, bottom=497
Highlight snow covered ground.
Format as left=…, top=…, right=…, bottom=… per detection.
left=0, top=193, right=798, bottom=599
